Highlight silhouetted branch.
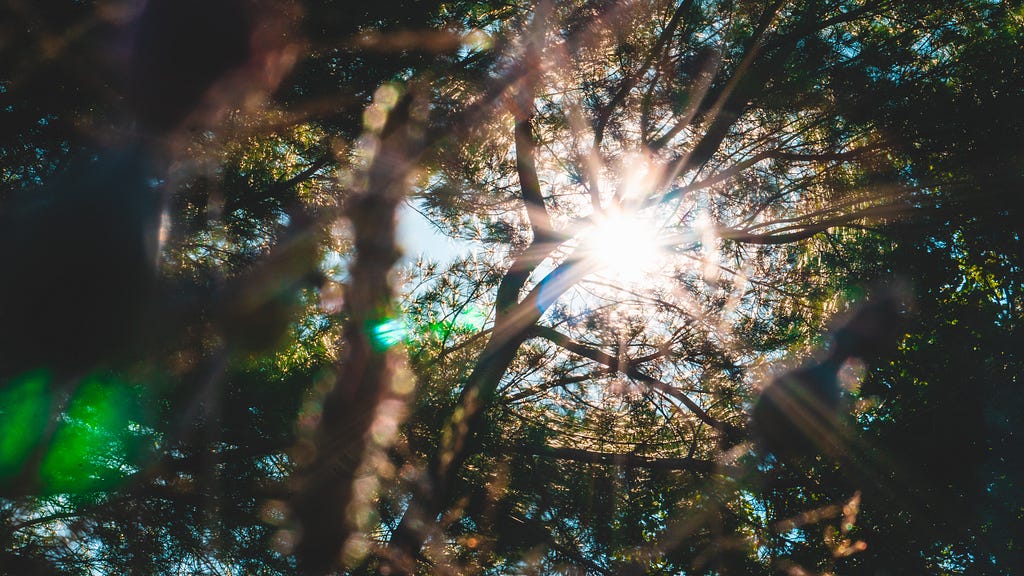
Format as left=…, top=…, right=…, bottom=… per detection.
left=507, top=444, right=729, bottom=475
left=529, top=324, right=742, bottom=440
left=593, top=0, right=694, bottom=146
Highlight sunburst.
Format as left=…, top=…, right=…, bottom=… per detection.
left=581, top=209, right=664, bottom=281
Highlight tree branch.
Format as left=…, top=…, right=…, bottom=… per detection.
left=292, top=91, right=422, bottom=576
left=384, top=252, right=598, bottom=572
left=514, top=118, right=553, bottom=242
left=659, top=143, right=884, bottom=204
left=593, top=0, right=694, bottom=146
left=529, top=324, right=742, bottom=439
left=506, top=444, right=729, bottom=475
left=650, top=0, right=789, bottom=186
left=718, top=201, right=906, bottom=245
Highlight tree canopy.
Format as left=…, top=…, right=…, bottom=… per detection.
left=1, top=0, right=1022, bottom=574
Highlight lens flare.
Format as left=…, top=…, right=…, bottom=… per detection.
left=367, top=317, right=409, bottom=350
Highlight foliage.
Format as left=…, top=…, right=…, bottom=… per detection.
left=1, top=0, right=1022, bottom=575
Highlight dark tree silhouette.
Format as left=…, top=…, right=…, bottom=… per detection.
left=752, top=290, right=907, bottom=461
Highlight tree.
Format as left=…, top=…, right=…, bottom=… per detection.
left=1, top=0, right=1021, bottom=575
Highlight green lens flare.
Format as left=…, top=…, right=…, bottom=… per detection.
left=368, top=317, right=409, bottom=350
left=453, top=306, right=487, bottom=330
left=40, top=375, right=133, bottom=492
left=0, top=370, right=51, bottom=479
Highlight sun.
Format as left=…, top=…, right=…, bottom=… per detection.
left=581, top=210, right=663, bottom=281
